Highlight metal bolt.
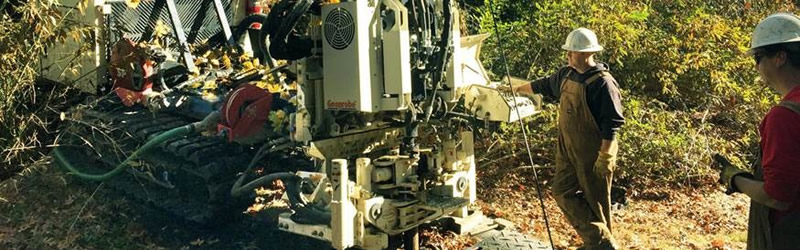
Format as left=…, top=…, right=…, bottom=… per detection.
left=457, top=177, right=467, bottom=192
left=370, top=204, right=382, bottom=221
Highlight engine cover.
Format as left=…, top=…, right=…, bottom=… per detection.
left=321, top=1, right=380, bottom=112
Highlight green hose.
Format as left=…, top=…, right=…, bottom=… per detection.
left=53, top=124, right=195, bottom=181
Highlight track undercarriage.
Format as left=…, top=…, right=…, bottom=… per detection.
left=59, top=98, right=313, bottom=225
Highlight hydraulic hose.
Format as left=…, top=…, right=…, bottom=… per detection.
left=230, top=137, right=290, bottom=196
left=266, top=0, right=314, bottom=60
left=231, top=170, right=331, bottom=224
left=53, top=124, right=196, bottom=181
left=229, top=138, right=331, bottom=224
left=423, top=0, right=453, bottom=122
left=231, top=171, right=298, bottom=197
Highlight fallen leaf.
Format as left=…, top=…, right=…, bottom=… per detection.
left=126, top=0, right=141, bottom=8
left=711, top=239, right=725, bottom=248
left=153, top=20, right=170, bottom=39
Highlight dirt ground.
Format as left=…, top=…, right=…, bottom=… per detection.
left=0, top=161, right=330, bottom=250
left=0, top=159, right=749, bottom=250
left=474, top=169, right=750, bottom=250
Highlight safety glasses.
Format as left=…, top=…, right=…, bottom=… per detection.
left=753, top=52, right=766, bottom=65
left=751, top=45, right=787, bottom=65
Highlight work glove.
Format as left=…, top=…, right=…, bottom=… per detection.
left=497, top=85, right=512, bottom=92
left=712, top=153, right=754, bottom=195
left=497, top=77, right=521, bottom=93
left=594, top=151, right=616, bottom=177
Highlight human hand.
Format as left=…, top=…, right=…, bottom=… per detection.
left=712, top=153, right=753, bottom=194
left=497, top=85, right=513, bottom=92
left=594, top=151, right=616, bottom=177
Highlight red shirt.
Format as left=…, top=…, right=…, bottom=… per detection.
left=760, top=85, right=800, bottom=225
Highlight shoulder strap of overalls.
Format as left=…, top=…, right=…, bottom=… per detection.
left=779, top=100, right=800, bottom=115
left=559, top=70, right=573, bottom=92
left=584, top=71, right=612, bottom=85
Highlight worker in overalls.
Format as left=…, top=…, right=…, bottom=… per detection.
left=715, top=13, right=800, bottom=250
left=506, top=27, right=625, bottom=249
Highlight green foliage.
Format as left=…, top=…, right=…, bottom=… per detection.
left=476, top=0, right=797, bottom=185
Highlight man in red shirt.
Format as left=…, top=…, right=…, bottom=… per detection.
left=717, top=13, right=800, bottom=249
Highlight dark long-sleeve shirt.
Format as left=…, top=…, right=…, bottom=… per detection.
left=530, top=63, right=625, bottom=140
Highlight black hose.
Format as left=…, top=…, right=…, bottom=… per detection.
left=285, top=177, right=331, bottom=224
left=233, top=171, right=331, bottom=224
left=229, top=138, right=331, bottom=224
left=267, top=0, right=314, bottom=60
left=423, top=0, right=453, bottom=122
left=232, top=172, right=299, bottom=197
left=234, top=14, right=271, bottom=63
left=230, top=138, right=291, bottom=197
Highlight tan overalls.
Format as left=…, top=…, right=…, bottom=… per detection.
left=551, top=70, right=617, bottom=247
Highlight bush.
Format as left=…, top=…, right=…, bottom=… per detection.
left=0, top=1, right=91, bottom=177
left=473, top=0, right=796, bottom=186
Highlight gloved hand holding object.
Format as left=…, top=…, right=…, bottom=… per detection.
left=497, top=84, right=512, bottom=92
left=496, top=76, right=532, bottom=94
left=594, top=151, right=616, bottom=176
left=712, top=153, right=755, bottom=195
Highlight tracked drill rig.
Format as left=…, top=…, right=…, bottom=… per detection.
left=45, top=0, right=540, bottom=249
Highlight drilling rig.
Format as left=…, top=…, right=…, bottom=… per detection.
left=46, top=0, right=544, bottom=249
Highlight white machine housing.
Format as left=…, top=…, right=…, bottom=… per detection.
left=281, top=1, right=541, bottom=249
left=464, top=83, right=541, bottom=122
left=321, top=0, right=412, bottom=112
left=280, top=131, right=480, bottom=250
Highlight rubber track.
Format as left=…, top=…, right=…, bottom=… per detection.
left=81, top=99, right=254, bottom=225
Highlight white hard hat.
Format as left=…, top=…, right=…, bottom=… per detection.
left=562, top=28, right=604, bottom=52
left=749, top=13, right=800, bottom=53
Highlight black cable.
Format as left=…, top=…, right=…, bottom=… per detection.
left=486, top=0, right=555, bottom=248
left=267, top=0, right=313, bottom=60
left=423, top=0, right=453, bottom=122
